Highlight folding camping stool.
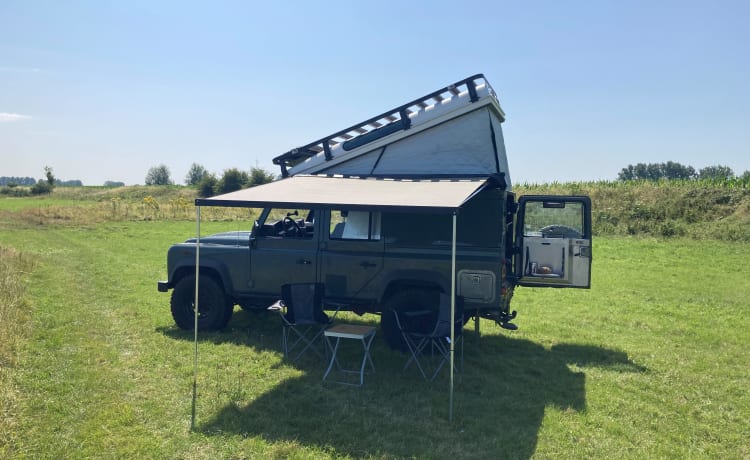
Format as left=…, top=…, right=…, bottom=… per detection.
left=394, top=293, right=464, bottom=381
left=273, top=283, right=337, bottom=362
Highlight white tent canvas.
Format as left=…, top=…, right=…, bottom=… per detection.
left=304, top=107, right=510, bottom=183
left=275, top=74, right=511, bottom=189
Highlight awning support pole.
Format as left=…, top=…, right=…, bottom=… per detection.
left=191, top=206, right=201, bottom=431
left=449, top=211, right=457, bottom=422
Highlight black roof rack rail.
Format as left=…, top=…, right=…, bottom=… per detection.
left=304, top=172, right=508, bottom=190
left=272, top=74, right=495, bottom=177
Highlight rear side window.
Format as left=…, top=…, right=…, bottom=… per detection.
left=382, top=213, right=452, bottom=246
left=382, top=187, right=504, bottom=247
left=329, top=210, right=381, bottom=241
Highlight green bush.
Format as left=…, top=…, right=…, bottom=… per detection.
left=0, top=187, right=30, bottom=197
left=30, top=181, right=53, bottom=195
left=217, top=168, right=249, bottom=194
left=197, top=174, right=218, bottom=198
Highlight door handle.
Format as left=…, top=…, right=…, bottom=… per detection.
left=297, top=259, right=312, bottom=265
left=360, top=261, right=377, bottom=268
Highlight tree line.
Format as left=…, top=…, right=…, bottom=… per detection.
left=2, top=163, right=277, bottom=195
left=144, top=163, right=276, bottom=197
left=0, top=176, right=81, bottom=187
left=0, top=166, right=57, bottom=196
left=618, top=162, right=749, bottom=182
left=4, top=161, right=747, bottom=197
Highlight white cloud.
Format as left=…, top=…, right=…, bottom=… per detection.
left=0, top=113, right=32, bottom=122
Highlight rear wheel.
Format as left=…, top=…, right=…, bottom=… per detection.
left=170, top=275, right=232, bottom=330
left=380, top=288, right=439, bottom=351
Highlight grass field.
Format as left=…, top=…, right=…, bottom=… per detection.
left=1, top=189, right=749, bottom=459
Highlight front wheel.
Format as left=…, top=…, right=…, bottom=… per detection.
left=170, top=275, right=232, bottom=330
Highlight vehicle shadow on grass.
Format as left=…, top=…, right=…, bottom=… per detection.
left=157, top=308, right=290, bottom=353
left=195, top=329, right=647, bottom=459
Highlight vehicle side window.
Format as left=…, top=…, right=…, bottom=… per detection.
left=259, top=208, right=315, bottom=239
left=329, top=210, right=381, bottom=241
left=382, top=213, right=451, bottom=246
left=382, top=188, right=503, bottom=247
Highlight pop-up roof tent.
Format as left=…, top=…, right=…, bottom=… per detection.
left=191, top=174, right=507, bottom=423
left=272, top=74, right=511, bottom=187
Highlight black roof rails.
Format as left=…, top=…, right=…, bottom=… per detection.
left=272, top=74, right=495, bottom=177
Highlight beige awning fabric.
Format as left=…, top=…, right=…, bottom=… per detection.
left=196, top=175, right=497, bottom=214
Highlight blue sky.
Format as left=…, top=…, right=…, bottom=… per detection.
left=1, top=0, right=748, bottom=185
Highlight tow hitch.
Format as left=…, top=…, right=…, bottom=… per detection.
left=482, top=310, right=518, bottom=330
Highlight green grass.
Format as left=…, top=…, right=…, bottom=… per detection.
left=0, top=245, right=36, bottom=457
left=0, top=190, right=749, bottom=458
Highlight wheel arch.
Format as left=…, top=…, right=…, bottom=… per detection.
left=170, top=262, right=233, bottom=295
left=379, top=270, right=448, bottom=306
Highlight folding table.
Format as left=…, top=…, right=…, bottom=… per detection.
left=323, top=324, right=376, bottom=386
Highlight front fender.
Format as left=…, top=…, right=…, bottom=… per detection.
left=169, top=259, right=234, bottom=295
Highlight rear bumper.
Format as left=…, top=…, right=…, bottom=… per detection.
left=157, top=281, right=170, bottom=292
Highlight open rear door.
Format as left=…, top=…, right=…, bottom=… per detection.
left=515, top=196, right=592, bottom=288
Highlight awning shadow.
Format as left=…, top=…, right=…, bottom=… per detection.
left=195, top=332, right=646, bottom=459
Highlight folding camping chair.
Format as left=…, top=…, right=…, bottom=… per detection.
left=276, top=282, right=337, bottom=362
left=394, top=293, right=464, bottom=381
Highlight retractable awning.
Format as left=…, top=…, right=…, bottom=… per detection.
left=195, top=174, right=505, bottom=213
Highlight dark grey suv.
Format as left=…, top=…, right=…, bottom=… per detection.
left=158, top=175, right=591, bottom=348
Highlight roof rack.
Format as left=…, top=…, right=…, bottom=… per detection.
left=272, top=74, right=497, bottom=177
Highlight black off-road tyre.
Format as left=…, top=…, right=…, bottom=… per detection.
left=170, top=275, right=232, bottom=331
left=380, top=288, right=440, bottom=352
